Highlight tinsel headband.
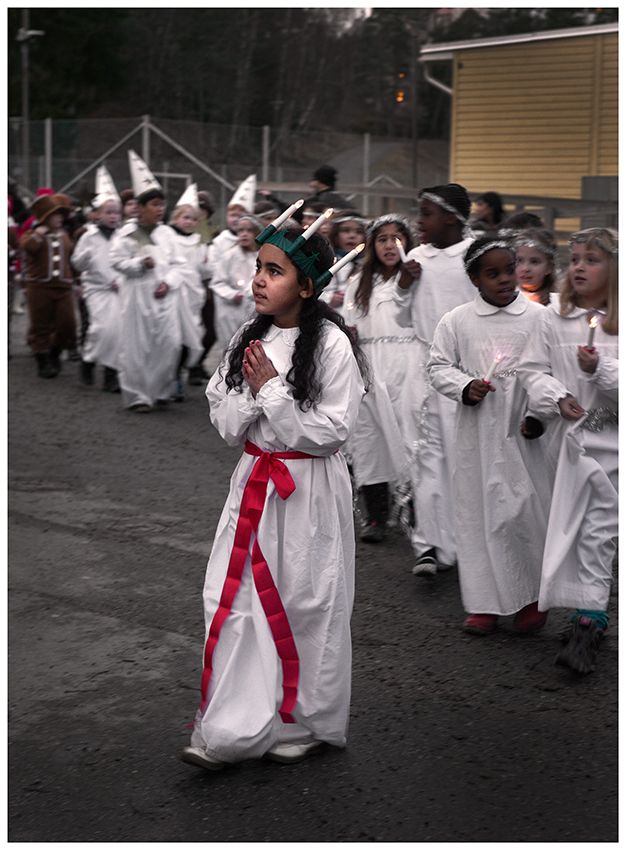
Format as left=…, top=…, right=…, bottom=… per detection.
left=366, top=213, right=412, bottom=237
left=511, top=236, right=558, bottom=258
left=463, top=240, right=513, bottom=273
left=420, top=191, right=468, bottom=224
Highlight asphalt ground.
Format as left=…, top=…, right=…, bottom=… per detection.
left=7, top=312, right=618, bottom=843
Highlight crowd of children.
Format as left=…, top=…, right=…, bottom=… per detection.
left=9, top=164, right=618, bottom=770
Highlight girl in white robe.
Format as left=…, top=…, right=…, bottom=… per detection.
left=513, top=227, right=561, bottom=309
left=181, top=223, right=366, bottom=771
left=428, top=238, right=553, bottom=635
left=71, top=199, right=122, bottom=392
left=518, top=227, right=618, bottom=674
left=344, top=214, right=420, bottom=542
left=167, top=204, right=210, bottom=400
left=109, top=191, right=183, bottom=412
left=393, top=183, right=476, bottom=576
left=321, top=211, right=367, bottom=320
left=209, top=215, right=260, bottom=350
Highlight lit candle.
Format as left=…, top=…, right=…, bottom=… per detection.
left=395, top=237, right=408, bottom=263
left=328, top=243, right=365, bottom=277
left=483, top=353, right=502, bottom=383
left=302, top=208, right=334, bottom=241
left=268, top=199, right=304, bottom=230
left=586, top=315, right=598, bottom=349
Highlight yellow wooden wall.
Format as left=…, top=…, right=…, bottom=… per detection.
left=449, top=32, right=618, bottom=199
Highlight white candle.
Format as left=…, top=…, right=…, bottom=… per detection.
left=484, top=353, right=502, bottom=383
left=395, top=237, right=408, bottom=263
left=328, top=243, right=365, bottom=276
left=302, top=208, right=334, bottom=240
left=586, top=315, right=598, bottom=348
left=269, top=199, right=304, bottom=230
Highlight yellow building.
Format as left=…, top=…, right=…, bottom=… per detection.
left=420, top=22, right=618, bottom=200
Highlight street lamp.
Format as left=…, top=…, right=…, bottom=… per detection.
left=16, top=10, right=45, bottom=192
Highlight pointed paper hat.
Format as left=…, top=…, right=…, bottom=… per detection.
left=175, top=182, right=199, bottom=208
left=92, top=165, right=120, bottom=208
left=228, top=174, right=256, bottom=212
left=128, top=149, right=162, bottom=200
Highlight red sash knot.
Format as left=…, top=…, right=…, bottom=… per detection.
left=199, top=440, right=319, bottom=723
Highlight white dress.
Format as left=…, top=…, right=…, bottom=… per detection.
left=210, top=244, right=257, bottom=349
left=166, top=228, right=208, bottom=368
left=518, top=303, right=618, bottom=611
left=394, top=237, right=476, bottom=564
left=190, top=321, right=365, bottom=763
left=428, top=292, right=552, bottom=615
left=109, top=221, right=183, bottom=408
left=344, top=270, right=420, bottom=488
left=71, top=224, right=121, bottom=370
left=319, top=261, right=360, bottom=320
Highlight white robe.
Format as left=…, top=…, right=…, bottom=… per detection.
left=190, top=321, right=365, bottom=763
left=343, top=270, right=421, bottom=488
left=517, top=303, right=618, bottom=611
left=394, top=238, right=476, bottom=563
left=319, top=260, right=360, bottom=320
left=166, top=228, right=208, bottom=368
left=109, top=222, right=183, bottom=408
left=71, top=224, right=122, bottom=370
left=210, top=244, right=257, bottom=349
left=428, top=292, right=552, bottom=615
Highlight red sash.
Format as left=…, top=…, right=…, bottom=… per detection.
left=199, top=440, right=319, bottom=723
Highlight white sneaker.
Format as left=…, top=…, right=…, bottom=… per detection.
left=179, top=745, right=225, bottom=771
left=264, top=741, right=322, bottom=764
left=412, top=550, right=438, bottom=576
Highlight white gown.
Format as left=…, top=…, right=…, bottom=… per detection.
left=190, top=321, right=365, bottom=763
left=518, top=303, right=618, bottom=611
left=109, top=221, right=183, bottom=408
left=210, top=244, right=257, bottom=349
left=428, top=292, right=552, bottom=615
left=166, top=228, right=208, bottom=368
left=319, top=260, right=360, bottom=320
left=394, top=237, right=476, bottom=564
left=71, top=224, right=121, bottom=370
left=344, top=270, right=420, bottom=488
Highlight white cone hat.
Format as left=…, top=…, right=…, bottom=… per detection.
left=92, top=165, right=120, bottom=208
left=128, top=149, right=162, bottom=199
left=175, top=182, right=199, bottom=208
left=228, top=174, right=256, bottom=213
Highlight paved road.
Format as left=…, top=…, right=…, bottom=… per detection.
left=8, top=315, right=618, bottom=842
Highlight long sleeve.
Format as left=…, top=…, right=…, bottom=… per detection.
left=255, top=330, right=364, bottom=455
left=391, top=281, right=414, bottom=329
left=70, top=232, right=92, bottom=273
left=210, top=254, right=238, bottom=301
left=206, top=366, right=263, bottom=447
left=517, top=311, right=570, bottom=420
left=589, top=352, right=618, bottom=401
left=427, top=313, right=469, bottom=403
left=109, top=234, right=148, bottom=278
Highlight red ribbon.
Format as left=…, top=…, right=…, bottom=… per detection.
left=199, top=440, right=317, bottom=724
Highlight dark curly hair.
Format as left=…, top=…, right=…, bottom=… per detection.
left=220, top=226, right=369, bottom=409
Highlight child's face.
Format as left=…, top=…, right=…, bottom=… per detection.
left=46, top=212, right=64, bottom=230
left=471, top=248, right=517, bottom=307
left=227, top=205, right=245, bottom=232
left=124, top=198, right=139, bottom=219
left=374, top=224, right=406, bottom=270
left=515, top=245, right=552, bottom=293
left=175, top=207, right=199, bottom=234
left=337, top=221, right=365, bottom=253
left=417, top=198, right=454, bottom=246
left=303, top=209, right=331, bottom=238
left=252, top=243, right=313, bottom=328
left=568, top=243, right=609, bottom=307
left=100, top=201, right=121, bottom=229
left=237, top=221, right=259, bottom=250
left=138, top=197, right=165, bottom=227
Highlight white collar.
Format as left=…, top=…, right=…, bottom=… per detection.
left=548, top=301, right=593, bottom=320
left=419, top=236, right=473, bottom=259
left=262, top=324, right=300, bottom=346
left=473, top=291, right=528, bottom=316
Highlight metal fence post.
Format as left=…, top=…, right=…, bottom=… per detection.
left=363, top=133, right=371, bottom=216
left=262, top=125, right=270, bottom=182
left=142, top=114, right=151, bottom=164
left=44, top=117, right=52, bottom=187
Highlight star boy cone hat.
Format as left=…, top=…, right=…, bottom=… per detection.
left=175, top=182, right=199, bottom=208
left=92, top=165, right=120, bottom=208
left=128, top=149, right=162, bottom=200
left=228, top=174, right=256, bottom=212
